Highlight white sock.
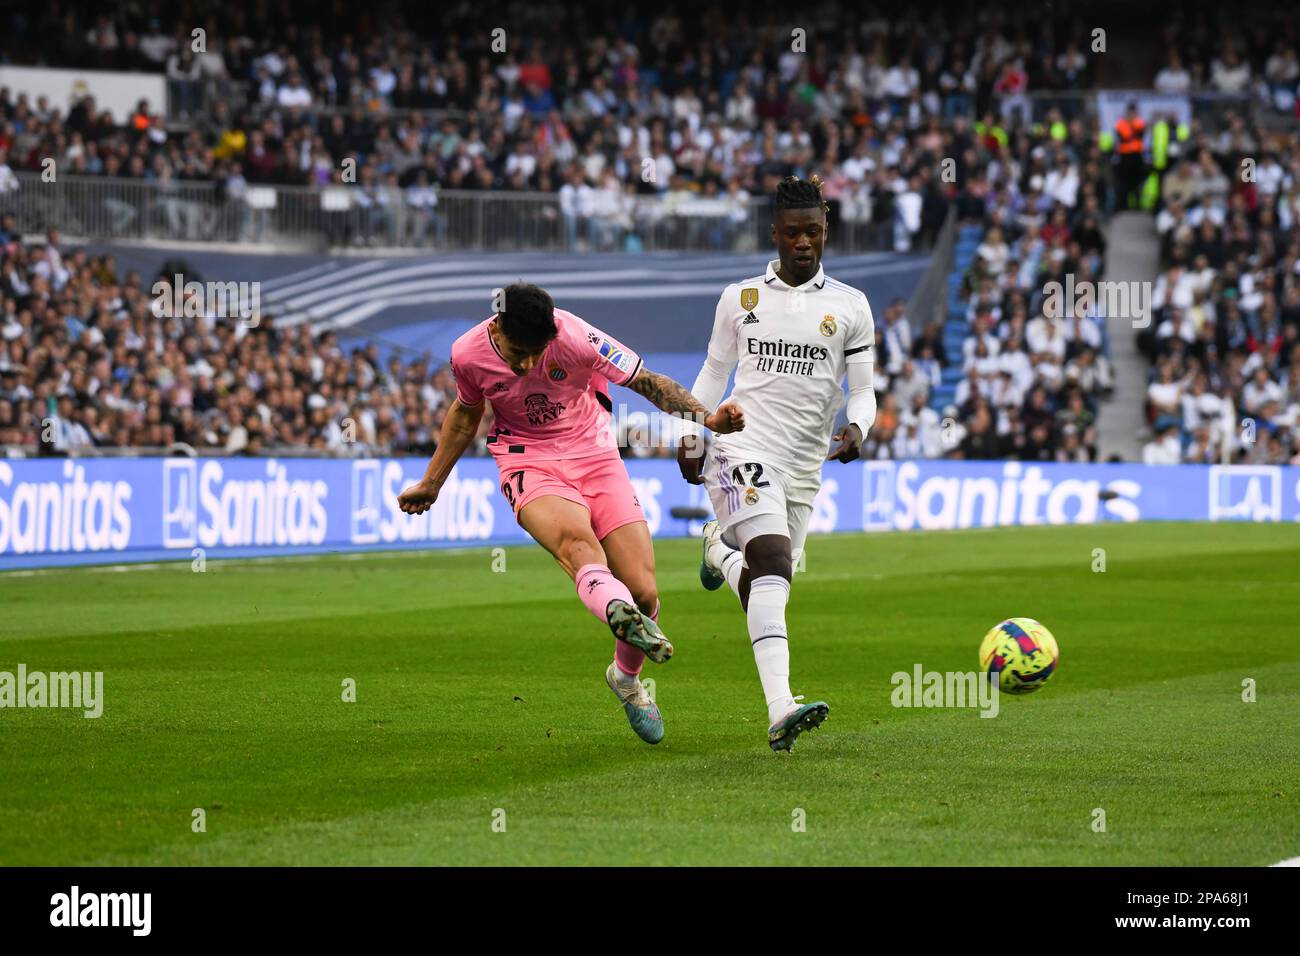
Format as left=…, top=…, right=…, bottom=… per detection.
left=713, top=546, right=745, bottom=599
left=746, top=575, right=795, bottom=724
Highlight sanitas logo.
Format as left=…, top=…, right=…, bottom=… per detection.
left=0, top=460, right=131, bottom=555
left=376, top=461, right=495, bottom=542
left=867, top=461, right=1141, bottom=531
left=192, top=461, right=328, bottom=548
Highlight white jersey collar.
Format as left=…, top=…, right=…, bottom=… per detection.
left=764, top=259, right=826, bottom=291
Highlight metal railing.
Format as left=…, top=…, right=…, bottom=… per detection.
left=3, top=172, right=903, bottom=254
left=989, top=90, right=1257, bottom=128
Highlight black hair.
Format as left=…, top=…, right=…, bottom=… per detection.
left=497, top=282, right=557, bottom=351
left=774, top=174, right=829, bottom=214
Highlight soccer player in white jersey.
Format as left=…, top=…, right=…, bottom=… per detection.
left=678, top=175, right=877, bottom=752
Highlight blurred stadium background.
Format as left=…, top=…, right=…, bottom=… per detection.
left=2, top=0, right=1299, bottom=568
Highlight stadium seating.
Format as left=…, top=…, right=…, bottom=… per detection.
left=2, top=1, right=1297, bottom=463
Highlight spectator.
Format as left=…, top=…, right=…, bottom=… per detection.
left=1143, top=424, right=1183, bottom=465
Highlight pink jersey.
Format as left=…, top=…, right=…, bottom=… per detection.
left=449, top=309, right=642, bottom=460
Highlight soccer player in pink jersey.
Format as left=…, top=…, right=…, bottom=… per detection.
left=397, top=283, right=744, bottom=745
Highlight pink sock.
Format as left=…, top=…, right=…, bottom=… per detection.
left=575, top=563, right=636, bottom=623
left=613, top=599, right=658, bottom=677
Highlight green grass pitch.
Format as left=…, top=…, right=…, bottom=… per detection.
left=1, top=522, right=1297, bottom=866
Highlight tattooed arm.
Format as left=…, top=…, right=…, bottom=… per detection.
left=626, top=367, right=745, bottom=434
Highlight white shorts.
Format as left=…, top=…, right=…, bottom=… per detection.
left=702, top=448, right=820, bottom=564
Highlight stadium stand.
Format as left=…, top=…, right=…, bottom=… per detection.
left=0, top=238, right=924, bottom=458
left=0, top=236, right=459, bottom=456
left=0, top=1, right=1107, bottom=255
left=1141, top=119, right=1300, bottom=466
left=3, top=1, right=1298, bottom=464
left=1152, top=1, right=1300, bottom=114
left=872, top=111, right=1116, bottom=463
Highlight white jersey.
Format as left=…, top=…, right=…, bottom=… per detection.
left=707, top=260, right=875, bottom=477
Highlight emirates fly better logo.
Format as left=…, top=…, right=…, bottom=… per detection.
left=746, top=338, right=829, bottom=376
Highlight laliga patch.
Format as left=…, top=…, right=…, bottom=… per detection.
left=741, top=287, right=759, bottom=310
left=597, top=338, right=634, bottom=373
left=820, top=315, right=837, bottom=336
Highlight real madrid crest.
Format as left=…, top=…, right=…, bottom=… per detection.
left=820, top=314, right=837, bottom=337
left=741, top=288, right=759, bottom=311
left=744, top=487, right=760, bottom=506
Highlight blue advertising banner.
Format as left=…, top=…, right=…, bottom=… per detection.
left=0, top=457, right=1296, bottom=570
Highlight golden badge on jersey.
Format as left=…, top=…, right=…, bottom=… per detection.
left=820, top=314, right=837, bottom=337
left=744, top=487, right=760, bottom=506
left=740, top=287, right=759, bottom=311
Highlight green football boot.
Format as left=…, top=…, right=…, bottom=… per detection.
left=605, top=663, right=664, bottom=745
left=699, top=519, right=726, bottom=591
left=606, top=599, right=673, bottom=663
left=768, top=699, right=830, bottom=752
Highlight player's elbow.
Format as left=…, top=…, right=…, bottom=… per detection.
left=448, top=400, right=484, bottom=435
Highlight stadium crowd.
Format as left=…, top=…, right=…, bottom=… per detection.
left=1138, top=3, right=1300, bottom=465
left=0, top=230, right=465, bottom=455
left=856, top=104, right=1116, bottom=463
left=1140, top=118, right=1300, bottom=466
left=1, top=1, right=1104, bottom=252
left=3, top=2, right=1297, bottom=462
left=1151, top=2, right=1300, bottom=114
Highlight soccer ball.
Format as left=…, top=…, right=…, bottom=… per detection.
left=979, top=618, right=1059, bottom=695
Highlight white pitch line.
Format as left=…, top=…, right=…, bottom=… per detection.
left=87, top=563, right=166, bottom=573
left=1270, top=857, right=1300, bottom=866
left=1, top=562, right=173, bottom=577
left=0, top=547, right=509, bottom=577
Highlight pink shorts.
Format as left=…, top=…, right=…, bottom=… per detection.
left=496, top=452, right=646, bottom=540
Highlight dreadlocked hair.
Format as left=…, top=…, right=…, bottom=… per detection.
left=774, top=174, right=829, bottom=213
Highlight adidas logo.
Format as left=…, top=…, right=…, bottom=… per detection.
left=742, top=312, right=760, bottom=324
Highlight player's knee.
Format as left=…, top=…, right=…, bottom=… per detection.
left=559, top=533, right=603, bottom=575
left=631, top=584, right=658, bottom=617
left=753, top=554, right=792, bottom=581
left=745, top=535, right=792, bottom=581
